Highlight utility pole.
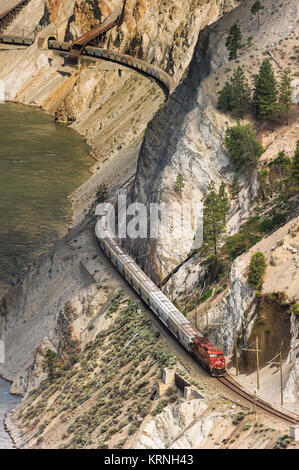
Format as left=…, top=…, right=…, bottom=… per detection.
left=159, top=258, right=163, bottom=290
left=209, top=314, right=223, bottom=351
left=243, top=338, right=261, bottom=390
left=256, top=337, right=260, bottom=391
left=220, top=314, right=223, bottom=351
left=171, top=270, right=175, bottom=303
left=205, top=307, right=209, bottom=339
left=280, top=350, right=283, bottom=406
left=267, top=350, right=284, bottom=406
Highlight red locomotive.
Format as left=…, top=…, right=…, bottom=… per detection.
left=191, top=337, right=226, bottom=376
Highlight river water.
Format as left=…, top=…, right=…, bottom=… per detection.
left=0, top=378, right=21, bottom=448
left=0, top=103, right=92, bottom=447
left=0, top=103, right=92, bottom=296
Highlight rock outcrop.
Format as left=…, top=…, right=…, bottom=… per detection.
left=135, top=400, right=217, bottom=449
left=130, top=0, right=299, bottom=279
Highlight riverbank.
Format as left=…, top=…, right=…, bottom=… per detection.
left=4, top=410, right=24, bottom=448
left=0, top=378, right=21, bottom=448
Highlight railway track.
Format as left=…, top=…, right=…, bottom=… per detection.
left=217, top=374, right=299, bottom=425
left=1, top=0, right=298, bottom=429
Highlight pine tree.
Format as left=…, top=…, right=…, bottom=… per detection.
left=43, top=349, right=59, bottom=382
left=253, top=59, right=278, bottom=120
left=248, top=251, right=267, bottom=290
left=219, top=181, right=230, bottom=219
left=225, top=23, right=243, bottom=61
left=292, top=141, right=299, bottom=184
left=230, top=66, right=252, bottom=117
left=231, top=175, right=241, bottom=200
left=218, top=67, right=251, bottom=117
left=174, top=173, right=185, bottom=196
left=277, top=68, right=292, bottom=120
left=218, top=81, right=232, bottom=112
left=203, top=182, right=230, bottom=257
left=225, top=122, right=264, bottom=173
left=251, top=1, right=264, bottom=29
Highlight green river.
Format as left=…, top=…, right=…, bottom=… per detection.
left=0, top=102, right=92, bottom=296
left=0, top=102, right=92, bottom=448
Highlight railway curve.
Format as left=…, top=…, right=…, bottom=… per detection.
left=217, top=375, right=299, bottom=425
left=0, top=1, right=298, bottom=428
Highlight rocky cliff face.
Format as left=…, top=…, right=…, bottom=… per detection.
left=67, top=0, right=242, bottom=82
left=130, top=0, right=299, bottom=278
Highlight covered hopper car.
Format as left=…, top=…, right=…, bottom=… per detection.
left=95, top=205, right=226, bottom=376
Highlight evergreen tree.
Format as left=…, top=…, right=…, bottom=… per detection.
left=251, top=1, right=264, bottom=29
left=219, top=181, right=230, bottom=219
left=218, top=67, right=251, bottom=117
left=203, top=182, right=230, bottom=257
left=225, top=122, right=264, bottom=173
left=225, top=23, right=243, bottom=61
left=277, top=68, right=292, bottom=120
left=218, top=81, right=232, bottom=113
left=231, top=175, right=241, bottom=200
left=253, top=59, right=278, bottom=120
left=248, top=251, right=267, bottom=290
left=292, top=141, right=299, bottom=184
left=230, top=67, right=252, bottom=117
left=174, top=173, right=185, bottom=196
left=43, top=349, right=59, bottom=382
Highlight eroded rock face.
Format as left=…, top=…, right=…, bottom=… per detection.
left=129, top=0, right=299, bottom=280
left=67, top=0, right=243, bottom=82
left=128, top=27, right=258, bottom=280
left=207, top=218, right=299, bottom=402
left=135, top=399, right=218, bottom=449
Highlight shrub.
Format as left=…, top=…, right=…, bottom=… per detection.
left=152, top=399, right=169, bottom=416
left=199, top=289, right=213, bottom=303
left=225, top=122, right=264, bottom=173
left=165, top=387, right=176, bottom=397
left=232, top=412, right=245, bottom=425
left=260, top=212, right=286, bottom=233
left=96, top=183, right=108, bottom=202
left=224, top=216, right=262, bottom=260
left=274, top=434, right=292, bottom=449
left=292, top=304, right=299, bottom=316
left=128, top=424, right=137, bottom=435
left=248, top=252, right=267, bottom=290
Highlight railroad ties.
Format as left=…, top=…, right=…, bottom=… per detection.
left=218, top=375, right=299, bottom=425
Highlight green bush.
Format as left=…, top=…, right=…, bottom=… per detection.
left=292, top=304, right=299, bottom=316
left=260, top=212, right=287, bottom=233
left=199, top=289, right=213, bottom=303
left=225, top=122, right=264, bottom=173
left=248, top=252, right=267, bottom=290
left=232, top=412, right=245, bottom=425
left=128, top=424, right=137, bottom=435
left=224, top=216, right=262, bottom=260
left=274, top=434, right=292, bottom=449
left=152, top=399, right=169, bottom=416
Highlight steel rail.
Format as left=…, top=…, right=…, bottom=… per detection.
left=217, top=375, right=299, bottom=425
left=1, top=0, right=297, bottom=429
left=0, top=0, right=29, bottom=21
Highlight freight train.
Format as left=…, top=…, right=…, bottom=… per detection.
left=95, top=205, right=226, bottom=376
left=47, top=40, right=175, bottom=93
